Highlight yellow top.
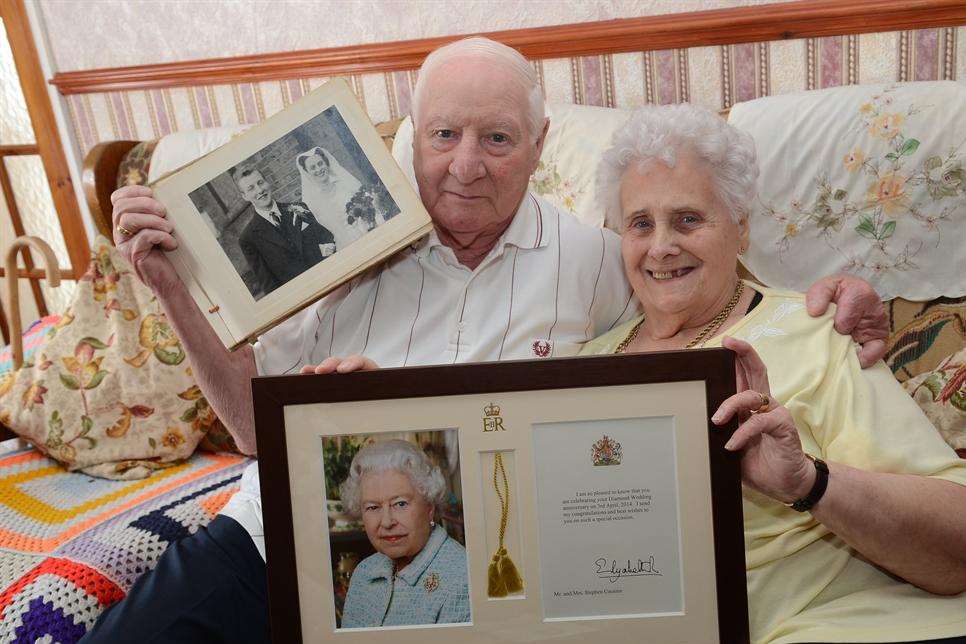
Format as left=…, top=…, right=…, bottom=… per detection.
left=580, top=282, right=966, bottom=644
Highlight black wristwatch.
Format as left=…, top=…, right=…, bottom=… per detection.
left=789, top=454, right=829, bottom=512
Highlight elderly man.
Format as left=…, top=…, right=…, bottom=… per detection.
left=85, top=37, right=887, bottom=643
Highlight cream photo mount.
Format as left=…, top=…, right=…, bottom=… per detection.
left=151, top=78, right=432, bottom=349
left=253, top=351, right=749, bottom=643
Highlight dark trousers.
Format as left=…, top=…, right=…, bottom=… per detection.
left=79, top=516, right=269, bottom=644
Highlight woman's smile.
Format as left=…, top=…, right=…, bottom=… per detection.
left=648, top=266, right=695, bottom=281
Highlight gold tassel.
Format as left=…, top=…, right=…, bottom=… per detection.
left=488, top=452, right=523, bottom=598
left=488, top=552, right=508, bottom=597
left=498, top=547, right=524, bottom=594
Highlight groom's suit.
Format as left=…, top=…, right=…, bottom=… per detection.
left=238, top=201, right=335, bottom=297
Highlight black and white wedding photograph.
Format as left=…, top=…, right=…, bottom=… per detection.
left=187, top=105, right=401, bottom=300
left=151, top=79, right=431, bottom=349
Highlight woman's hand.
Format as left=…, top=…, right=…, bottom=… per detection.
left=714, top=337, right=815, bottom=503
left=111, top=185, right=181, bottom=294
left=299, top=355, right=379, bottom=374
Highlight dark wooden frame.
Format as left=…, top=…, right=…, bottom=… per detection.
left=253, top=350, right=747, bottom=644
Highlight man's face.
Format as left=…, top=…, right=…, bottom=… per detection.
left=236, top=170, right=274, bottom=210
left=413, top=58, right=547, bottom=245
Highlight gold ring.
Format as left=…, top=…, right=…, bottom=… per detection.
left=752, top=391, right=771, bottom=413
left=116, top=225, right=134, bottom=237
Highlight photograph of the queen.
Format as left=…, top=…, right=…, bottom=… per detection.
left=334, top=438, right=470, bottom=628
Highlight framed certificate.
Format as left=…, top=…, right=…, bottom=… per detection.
left=254, top=350, right=749, bottom=643
left=151, top=78, right=431, bottom=349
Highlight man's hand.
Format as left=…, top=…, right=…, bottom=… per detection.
left=805, top=274, right=888, bottom=368
left=320, top=243, right=337, bottom=258
left=299, top=355, right=379, bottom=374
left=111, top=185, right=181, bottom=295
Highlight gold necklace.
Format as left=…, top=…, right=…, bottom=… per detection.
left=615, top=280, right=745, bottom=354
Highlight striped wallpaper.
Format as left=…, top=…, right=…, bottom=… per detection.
left=66, top=27, right=963, bottom=155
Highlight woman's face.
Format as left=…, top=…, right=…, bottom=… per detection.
left=618, top=150, right=748, bottom=321
left=359, top=469, right=435, bottom=567
left=304, top=152, right=330, bottom=180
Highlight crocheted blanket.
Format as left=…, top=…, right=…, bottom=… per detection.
left=0, top=316, right=60, bottom=374
left=0, top=446, right=250, bottom=643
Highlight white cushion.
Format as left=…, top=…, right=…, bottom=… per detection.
left=148, top=125, right=250, bottom=183
left=391, top=103, right=631, bottom=229
left=731, top=81, right=966, bottom=300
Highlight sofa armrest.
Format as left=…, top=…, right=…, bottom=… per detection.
left=82, top=140, right=139, bottom=241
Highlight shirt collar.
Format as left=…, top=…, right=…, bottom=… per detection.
left=254, top=201, right=282, bottom=223
left=356, top=525, right=449, bottom=586
left=396, top=525, right=448, bottom=586
left=412, top=191, right=550, bottom=260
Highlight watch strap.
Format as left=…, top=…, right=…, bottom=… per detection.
left=789, top=455, right=829, bottom=513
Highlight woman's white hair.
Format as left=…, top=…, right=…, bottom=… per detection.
left=413, top=36, right=545, bottom=141
left=598, top=103, right=759, bottom=231
left=340, top=439, right=447, bottom=518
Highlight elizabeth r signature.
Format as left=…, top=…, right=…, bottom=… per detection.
left=594, top=556, right=662, bottom=583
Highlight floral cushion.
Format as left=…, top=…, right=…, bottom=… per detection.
left=902, top=347, right=966, bottom=454
left=115, top=140, right=158, bottom=188
left=730, top=81, right=966, bottom=301
left=0, top=238, right=235, bottom=479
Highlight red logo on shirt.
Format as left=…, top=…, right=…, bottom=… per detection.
left=531, top=340, right=552, bottom=358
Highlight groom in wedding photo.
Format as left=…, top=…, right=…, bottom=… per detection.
left=234, top=164, right=336, bottom=297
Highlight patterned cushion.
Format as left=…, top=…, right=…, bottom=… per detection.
left=731, top=81, right=966, bottom=301
left=902, top=347, right=966, bottom=454
left=0, top=238, right=237, bottom=479
left=115, top=140, right=158, bottom=188
left=885, top=296, right=966, bottom=383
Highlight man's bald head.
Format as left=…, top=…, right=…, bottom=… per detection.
left=412, top=37, right=545, bottom=141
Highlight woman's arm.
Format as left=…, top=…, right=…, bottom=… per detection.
left=810, top=463, right=966, bottom=595
left=717, top=337, right=966, bottom=595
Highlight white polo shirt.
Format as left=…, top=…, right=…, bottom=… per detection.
left=221, top=192, right=638, bottom=558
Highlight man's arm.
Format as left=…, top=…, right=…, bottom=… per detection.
left=114, top=186, right=260, bottom=454
left=805, top=274, right=889, bottom=368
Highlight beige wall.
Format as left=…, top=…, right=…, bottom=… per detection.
left=38, top=0, right=783, bottom=72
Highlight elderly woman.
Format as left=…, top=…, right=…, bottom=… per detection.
left=581, top=104, right=966, bottom=644
left=339, top=439, right=469, bottom=628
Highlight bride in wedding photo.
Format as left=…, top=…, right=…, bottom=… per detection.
left=296, top=146, right=366, bottom=250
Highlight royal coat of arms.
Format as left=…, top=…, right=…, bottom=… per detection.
left=591, top=435, right=622, bottom=466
